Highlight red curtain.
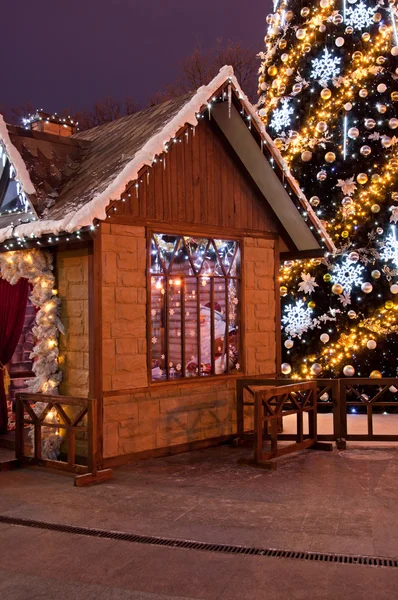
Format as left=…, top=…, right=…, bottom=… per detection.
left=0, top=277, right=29, bottom=433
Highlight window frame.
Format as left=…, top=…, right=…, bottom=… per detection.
left=147, top=229, right=243, bottom=384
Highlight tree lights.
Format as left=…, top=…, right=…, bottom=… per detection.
left=260, top=0, right=398, bottom=378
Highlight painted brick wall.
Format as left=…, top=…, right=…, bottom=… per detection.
left=101, top=228, right=277, bottom=459
left=243, top=238, right=276, bottom=376
left=101, top=223, right=148, bottom=391
left=57, top=249, right=90, bottom=397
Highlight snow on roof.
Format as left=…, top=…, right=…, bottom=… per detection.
left=0, top=115, right=36, bottom=197
left=0, top=66, right=334, bottom=252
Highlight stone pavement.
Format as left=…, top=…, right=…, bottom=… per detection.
left=0, top=445, right=398, bottom=598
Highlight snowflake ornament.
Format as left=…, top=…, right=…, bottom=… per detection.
left=282, top=300, right=313, bottom=339
left=345, top=1, right=376, bottom=30
left=298, top=272, right=318, bottom=295
left=380, top=226, right=398, bottom=267
left=331, top=257, right=365, bottom=294
left=310, top=48, right=341, bottom=84
left=270, top=98, right=294, bottom=133
left=336, top=177, right=357, bottom=196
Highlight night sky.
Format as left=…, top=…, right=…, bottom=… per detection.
left=1, top=0, right=271, bottom=119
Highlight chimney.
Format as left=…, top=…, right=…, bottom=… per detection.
left=23, top=111, right=78, bottom=137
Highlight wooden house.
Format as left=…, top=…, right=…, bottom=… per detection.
left=0, top=67, right=334, bottom=468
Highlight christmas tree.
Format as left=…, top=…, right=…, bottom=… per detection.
left=258, top=0, right=398, bottom=379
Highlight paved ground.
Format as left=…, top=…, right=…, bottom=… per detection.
left=1, top=444, right=398, bottom=598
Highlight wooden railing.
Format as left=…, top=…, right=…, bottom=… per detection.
left=340, top=378, right=398, bottom=442
left=237, top=380, right=332, bottom=469
left=237, top=377, right=398, bottom=451
left=15, top=393, right=112, bottom=486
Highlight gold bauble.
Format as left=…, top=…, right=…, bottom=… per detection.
left=359, top=88, right=368, bottom=98
left=378, top=104, right=387, bottom=114
left=352, top=51, right=363, bottom=61
left=310, top=196, right=320, bottom=206
left=280, top=286, right=288, bottom=296
left=356, top=173, right=368, bottom=185
left=348, top=127, right=359, bottom=139
left=391, top=91, right=398, bottom=101
left=301, top=150, right=313, bottom=162
left=268, top=65, right=278, bottom=77
left=373, top=12, right=382, bottom=22
left=379, top=23, right=389, bottom=34
left=345, top=26, right=354, bottom=34
left=341, top=230, right=349, bottom=238
left=385, top=300, right=394, bottom=310
left=381, top=136, right=392, bottom=148
left=371, top=270, right=381, bottom=279
left=279, top=39, right=287, bottom=49
left=296, top=28, right=306, bottom=40
left=371, top=204, right=380, bottom=213
left=360, top=145, right=371, bottom=156
left=370, top=370, right=382, bottom=379
left=362, top=32, right=371, bottom=42
left=274, top=138, right=284, bottom=148
left=371, top=174, right=381, bottom=183
left=323, top=273, right=332, bottom=282
left=325, top=152, right=336, bottom=163
left=376, top=56, right=386, bottom=65
left=308, top=301, right=316, bottom=309
left=332, top=283, right=343, bottom=295
left=281, top=363, right=292, bottom=375
left=316, top=121, right=328, bottom=133
left=365, top=118, right=376, bottom=129
left=321, top=88, right=332, bottom=100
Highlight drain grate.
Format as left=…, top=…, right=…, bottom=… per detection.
left=0, top=514, right=396, bottom=569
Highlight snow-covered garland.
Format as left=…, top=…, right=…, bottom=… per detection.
left=0, top=249, right=64, bottom=395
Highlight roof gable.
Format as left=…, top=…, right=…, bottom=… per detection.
left=0, top=67, right=335, bottom=256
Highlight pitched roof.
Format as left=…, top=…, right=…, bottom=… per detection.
left=47, top=94, right=194, bottom=221
left=0, top=66, right=336, bottom=254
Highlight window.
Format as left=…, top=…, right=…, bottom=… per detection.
left=150, top=233, right=241, bottom=381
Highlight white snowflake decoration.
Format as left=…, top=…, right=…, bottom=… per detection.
left=282, top=299, right=313, bottom=339
left=380, top=226, right=398, bottom=267
left=270, top=99, right=294, bottom=133
left=310, top=48, right=341, bottom=84
left=298, top=272, right=318, bottom=295
left=331, top=257, right=365, bottom=294
left=345, top=1, right=376, bottom=30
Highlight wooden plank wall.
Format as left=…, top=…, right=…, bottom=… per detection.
left=112, top=119, right=279, bottom=235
